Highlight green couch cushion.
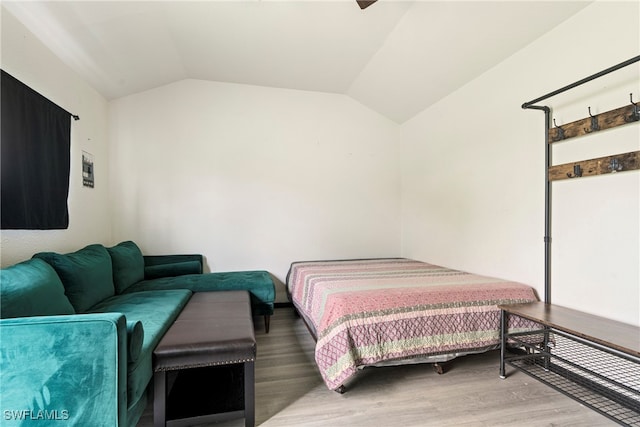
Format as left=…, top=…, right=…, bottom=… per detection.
left=144, top=260, right=202, bottom=280
left=125, top=270, right=275, bottom=315
left=0, top=258, right=75, bottom=318
left=106, top=241, right=145, bottom=294
left=34, top=244, right=115, bottom=313
left=87, top=289, right=192, bottom=407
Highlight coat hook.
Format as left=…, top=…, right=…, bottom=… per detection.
left=584, top=106, right=600, bottom=133
left=609, top=158, right=623, bottom=173
left=626, top=93, right=640, bottom=123
left=552, top=118, right=565, bottom=141
left=567, top=164, right=583, bottom=179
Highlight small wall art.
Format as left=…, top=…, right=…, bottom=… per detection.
left=82, top=151, right=94, bottom=188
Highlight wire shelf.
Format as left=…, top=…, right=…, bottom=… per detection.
left=506, top=332, right=640, bottom=426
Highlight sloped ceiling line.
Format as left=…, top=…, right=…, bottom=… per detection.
left=2, top=1, right=590, bottom=124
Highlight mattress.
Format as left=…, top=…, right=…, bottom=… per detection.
left=286, top=258, right=539, bottom=390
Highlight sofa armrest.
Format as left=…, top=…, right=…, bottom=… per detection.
left=0, top=313, right=127, bottom=426
left=143, top=254, right=203, bottom=279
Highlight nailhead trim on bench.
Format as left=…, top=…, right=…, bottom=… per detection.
left=155, top=357, right=256, bottom=372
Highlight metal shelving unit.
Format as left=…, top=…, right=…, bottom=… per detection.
left=504, top=57, right=640, bottom=426
left=500, top=302, right=640, bottom=426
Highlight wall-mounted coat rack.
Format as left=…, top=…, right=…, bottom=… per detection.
left=549, top=150, right=639, bottom=181
left=549, top=94, right=640, bottom=142
left=522, top=55, right=640, bottom=303
left=547, top=92, right=640, bottom=182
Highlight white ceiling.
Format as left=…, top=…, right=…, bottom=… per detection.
left=3, top=0, right=590, bottom=123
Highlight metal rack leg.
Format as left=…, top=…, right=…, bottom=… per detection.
left=543, top=326, right=550, bottom=371
left=500, top=309, right=507, bottom=379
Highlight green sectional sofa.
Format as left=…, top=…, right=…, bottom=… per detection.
left=0, top=241, right=275, bottom=427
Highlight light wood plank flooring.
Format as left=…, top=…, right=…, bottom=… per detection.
left=138, top=308, right=616, bottom=426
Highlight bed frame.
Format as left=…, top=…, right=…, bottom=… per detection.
left=286, top=258, right=539, bottom=393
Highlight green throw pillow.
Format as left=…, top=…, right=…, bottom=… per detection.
left=0, top=258, right=75, bottom=318
left=34, top=244, right=115, bottom=313
left=106, top=241, right=144, bottom=293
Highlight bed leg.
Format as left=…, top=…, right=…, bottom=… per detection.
left=433, top=361, right=452, bottom=375
left=335, top=385, right=347, bottom=394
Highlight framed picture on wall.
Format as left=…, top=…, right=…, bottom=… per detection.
left=82, top=151, right=94, bottom=188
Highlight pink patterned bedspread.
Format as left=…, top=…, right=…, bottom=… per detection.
left=286, top=258, right=539, bottom=390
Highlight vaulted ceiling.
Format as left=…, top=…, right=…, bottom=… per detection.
left=3, top=1, right=590, bottom=123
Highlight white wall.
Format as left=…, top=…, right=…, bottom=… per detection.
left=109, top=80, right=401, bottom=300
left=400, top=1, right=639, bottom=326
left=0, top=8, right=111, bottom=267
left=4, top=1, right=637, bottom=322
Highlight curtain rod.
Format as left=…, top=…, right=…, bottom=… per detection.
left=522, top=55, right=640, bottom=109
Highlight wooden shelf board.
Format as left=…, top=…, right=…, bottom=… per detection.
left=499, top=302, right=640, bottom=357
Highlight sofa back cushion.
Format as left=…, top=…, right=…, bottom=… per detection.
left=34, top=244, right=115, bottom=313
left=106, top=241, right=144, bottom=293
left=144, top=260, right=202, bottom=280
left=0, top=258, right=75, bottom=318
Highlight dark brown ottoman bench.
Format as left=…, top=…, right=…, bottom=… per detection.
left=153, top=291, right=256, bottom=427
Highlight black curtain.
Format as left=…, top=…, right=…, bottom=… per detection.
left=1, top=70, right=71, bottom=229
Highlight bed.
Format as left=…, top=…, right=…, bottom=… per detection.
left=286, top=258, right=539, bottom=391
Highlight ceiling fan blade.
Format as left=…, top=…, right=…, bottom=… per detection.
left=356, top=0, right=377, bottom=10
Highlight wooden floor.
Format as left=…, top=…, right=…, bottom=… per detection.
left=138, top=308, right=616, bottom=427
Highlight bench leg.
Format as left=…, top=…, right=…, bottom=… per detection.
left=264, top=315, right=270, bottom=333
left=244, top=361, right=255, bottom=427
left=153, top=371, right=167, bottom=427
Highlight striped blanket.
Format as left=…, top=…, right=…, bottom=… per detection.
left=286, top=258, right=539, bottom=390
